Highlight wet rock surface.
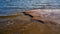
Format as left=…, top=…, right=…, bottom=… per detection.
left=24, top=9, right=60, bottom=24
left=0, top=9, right=60, bottom=34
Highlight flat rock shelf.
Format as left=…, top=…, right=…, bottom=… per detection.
left=0, top=9, right=60, bottom=34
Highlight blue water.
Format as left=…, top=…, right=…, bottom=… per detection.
left=0, top=0, right=60, bottom=16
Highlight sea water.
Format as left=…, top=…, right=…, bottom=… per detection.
left=0, top=0, right=60, bottom=16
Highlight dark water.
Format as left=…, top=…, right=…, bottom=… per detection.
left=0, top=0, right=60, bottom=16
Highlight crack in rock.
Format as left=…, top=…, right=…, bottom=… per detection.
left=23, top=9, right=60, bottom=25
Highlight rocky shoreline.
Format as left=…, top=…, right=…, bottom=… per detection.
left=0, top=9, right=60, bottom=34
